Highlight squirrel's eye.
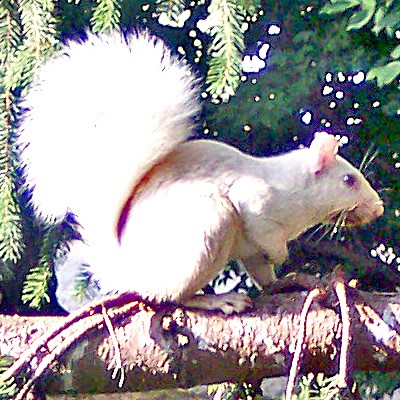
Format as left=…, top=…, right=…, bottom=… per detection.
left=343, top=174, right=357, bottom=187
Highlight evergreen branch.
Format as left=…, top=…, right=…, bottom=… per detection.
left=22, top=214, right=81, bottom=309
left=91, top=0, right=121, bottom=33
left=0, top=0, right=60, bottom=289
left=73, top=265, right=102, bottom=304
left=206, top=0, right=245, bottom=101
left=0, top=3, right=24, bottom=264
left=0, top=2, right=21, bottom=70
left=22, top=229, right=54, bottom=308
left=0, top=377, right=17, bottom=399
left=11, top=0, right=59, bottom=93
left=0, top=165, right=23, bottom=265
left=19, top=0, right=58, bottom=40
left=21, top=265, right=51, bottom=309
left=0, top=90, right=24, bottom=264
left=0, top=356, right=17, bottom=399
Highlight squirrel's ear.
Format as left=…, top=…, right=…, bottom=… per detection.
left=309, top=131, right=339, bottom=174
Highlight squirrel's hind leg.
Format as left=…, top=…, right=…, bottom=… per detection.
left=120, top=184, right=251, bottom=312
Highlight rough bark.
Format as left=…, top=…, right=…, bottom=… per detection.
left=1, top=289, right=400, bottom=396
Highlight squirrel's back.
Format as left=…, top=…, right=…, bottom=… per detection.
left=20, top=32, right=199, bottom=231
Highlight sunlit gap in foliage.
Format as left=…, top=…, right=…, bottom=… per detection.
left=242, top=24, right=280, bottom=74
left=147, top=0, right=192, bottom=28
left=371, top=244, right=400, bottom=270
left=393, top=152, right=400, bottom=169
left=300, top=70, right=367, bottom=128
left=186, top=30, right=203, bottom=64
left=364, top=147, right=399, bottom=273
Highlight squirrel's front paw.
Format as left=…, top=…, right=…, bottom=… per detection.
left=184, top=292, right=252, bottom=314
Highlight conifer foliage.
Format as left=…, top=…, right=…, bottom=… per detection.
left=0, top=0, right=118, bottom=311
left=91, top=0, right=121, bottom=33
left=0, top=0, right=59, bottom=304
left=0, top=0, right=58, bottom=310
left=206, top=0, right=245, bottom=101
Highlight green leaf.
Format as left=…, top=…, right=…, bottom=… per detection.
left=319, top=0, right=361, bottom=15
left=371, top=6, right=385, bottom=34
left=391, top=44, right=400, bottom=59
left=346, top=0, right=376, bottom=30
left=367, top=61, right=400, bottom=86
left=371, top=1, right=400, bottom=36
left=383, top=99, right=400, bottom=115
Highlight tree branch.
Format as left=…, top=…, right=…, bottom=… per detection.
left=1, top=289, right=400, bottom=396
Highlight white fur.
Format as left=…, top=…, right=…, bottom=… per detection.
left=20, top=32, right=199, bottom=224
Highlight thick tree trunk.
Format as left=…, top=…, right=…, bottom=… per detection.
left=1, top=289, right=400, bottom=396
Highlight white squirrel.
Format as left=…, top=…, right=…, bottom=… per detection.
left=20, top=32, right=384, bottom=313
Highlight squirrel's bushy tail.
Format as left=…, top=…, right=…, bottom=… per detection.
left=20, top=32, right=200, bottom=230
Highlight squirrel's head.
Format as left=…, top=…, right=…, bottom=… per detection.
left=307, top=132, right=384, bottom=226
